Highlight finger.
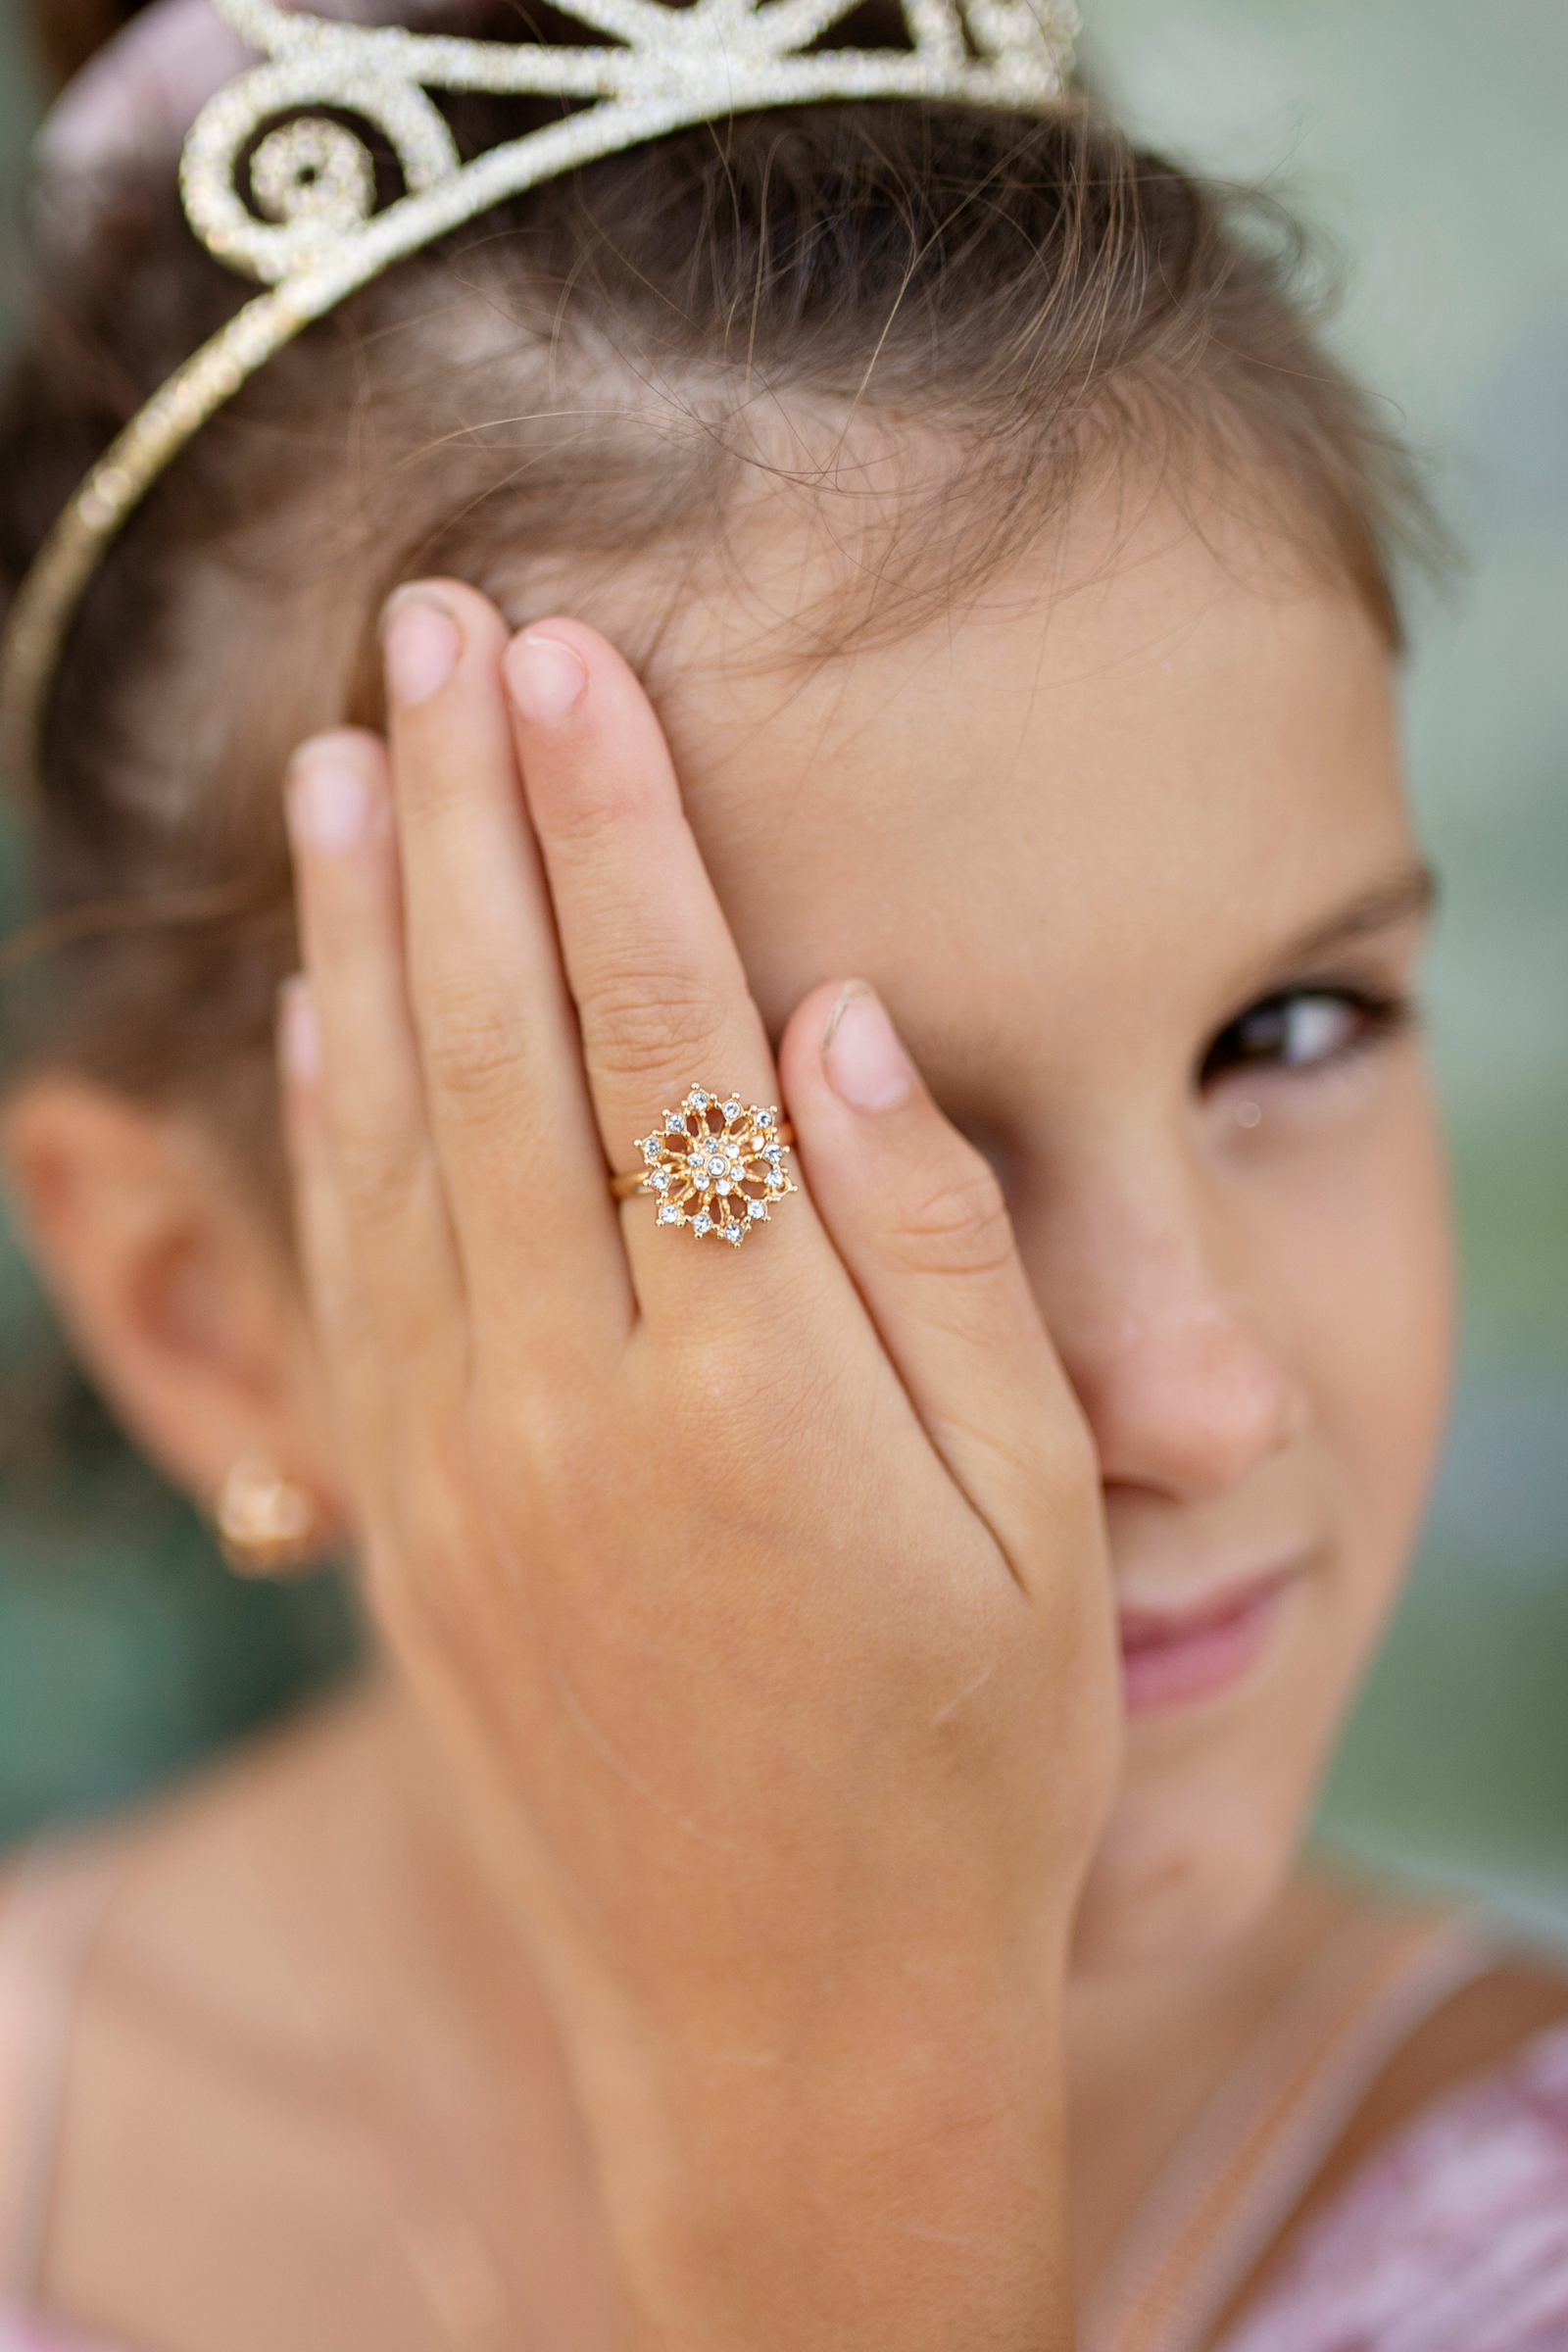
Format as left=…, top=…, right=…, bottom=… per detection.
left=501, top=617, right=838, bottom=1311
left=276, top=975, right=394, bottom=1503
left=285, top=729, right=466, bottom=1387
left=381, top=584, right=631, bottom=1351
left=779, top=982, right=1097, bottom=1594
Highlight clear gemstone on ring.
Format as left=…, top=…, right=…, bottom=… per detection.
left=637, top=1091, right=790, bottom=1247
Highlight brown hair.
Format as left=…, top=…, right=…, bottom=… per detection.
left=0, top=24, right=1443, bottom=1187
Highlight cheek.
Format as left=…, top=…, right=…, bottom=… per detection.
left=1074, top=1063, right=1454, bottom=1973
left=1294, top=1061, right=1455, bottom=1607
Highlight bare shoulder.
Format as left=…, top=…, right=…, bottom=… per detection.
left=0, top=1822, right=145, bottom=1992
left=3, top=1682, right=369, bottom=1970
left=1216, top=1895, right=1568, bottom=2348
left=0, top=1684, right=374, bottom=2155
left=1313, top=1939, right=1568, bottom=2211
left=2, top=1687, right=420, bottom=2347
left=37, top=1682, right=382, bottom=2035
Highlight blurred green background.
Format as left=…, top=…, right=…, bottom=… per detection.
left=1, top=2, right=1565, bottom=1924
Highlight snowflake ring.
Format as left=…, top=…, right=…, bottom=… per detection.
left=610, top=1089, right=797, bottom=1246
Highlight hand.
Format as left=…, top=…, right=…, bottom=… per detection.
left=280, top=582, right=1119, bottom=2347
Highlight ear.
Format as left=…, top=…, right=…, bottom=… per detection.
left=0, top=1075, right=346, bottom=1545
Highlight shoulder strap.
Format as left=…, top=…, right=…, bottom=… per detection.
left=1081, top=1907, right=1495, bottom=2352
left=0, top=1842, right=130, bottom=2301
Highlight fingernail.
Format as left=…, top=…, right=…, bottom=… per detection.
left=384, top=592, right=461, bottom=705
left=287, top=748, right=373, bottom=853
left=277, top=977, right=320, bottom=1086
left=822, top=983, right=913, bottom=1112
left=504, top=630, right=588, bottom=724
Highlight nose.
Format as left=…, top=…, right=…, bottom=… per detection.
left=1017, top=1147, right=1306, bottom=1504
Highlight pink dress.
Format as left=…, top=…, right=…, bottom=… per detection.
left=2, top=1847, right=1566, bottom=2352
left=1218, top=2022, right=1568, bottom=2352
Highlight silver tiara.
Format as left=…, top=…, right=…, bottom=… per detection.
left=0, top=0, right=1078, bottom=782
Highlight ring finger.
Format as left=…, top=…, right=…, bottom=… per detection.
left=500, top=617, right=843, bottom=1324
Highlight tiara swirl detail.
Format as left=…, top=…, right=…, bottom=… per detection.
left=1, top=0, right=1078, bottom=787
left=190, top=0, right=1078, bottom=287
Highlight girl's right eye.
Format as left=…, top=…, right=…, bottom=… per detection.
left=1199, top=985, right=1408, bottom=1089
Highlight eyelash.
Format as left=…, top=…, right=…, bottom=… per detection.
left=1199, top=984, right=1412, bottom=1091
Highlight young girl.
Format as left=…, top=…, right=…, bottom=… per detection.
left=1, top=1, right=1565, bottom=2346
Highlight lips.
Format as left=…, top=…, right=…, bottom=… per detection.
left=1116, top=1566, right=1300, bottom=1716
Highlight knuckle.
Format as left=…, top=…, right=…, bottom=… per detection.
left=330, top=1123, right=424, bottom=1234
left=531, top=757, right=656, bottom=849
left=581, top=968, right=728, bottom=1089
left=476, top=1379, right=598, bottom=1500
left=391, top=755, right=503, bottom=843
left=421, top=985, right=529, bottom=1127
left=884, top=1152, right=1016, bottom=1281
left=395, top=756, right=465, bottom=826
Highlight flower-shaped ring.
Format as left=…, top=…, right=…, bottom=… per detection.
left=610, top=1088, right=797, bottom=1245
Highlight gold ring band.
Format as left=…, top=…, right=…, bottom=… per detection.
left=611, top=1089, right=797, bottom=1244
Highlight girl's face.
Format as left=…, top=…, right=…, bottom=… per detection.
left=599, top=488, right=1452, bottom=1972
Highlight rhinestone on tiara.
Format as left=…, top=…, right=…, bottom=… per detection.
left=0, top=0, right=1079, bottom=786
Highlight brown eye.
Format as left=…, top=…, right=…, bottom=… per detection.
left=1200, top=988, right=1404, bottom=1088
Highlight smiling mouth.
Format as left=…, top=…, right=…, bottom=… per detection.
left=1117, top=1565, right=1303, bottom=1716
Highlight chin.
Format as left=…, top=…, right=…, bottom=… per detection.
left=1069, top=1563, right=1396, bottom=1977
left=1068, top=1749, right=1319, bottom=1978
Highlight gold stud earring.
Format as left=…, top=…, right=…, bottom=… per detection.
left=215, top=1456, right=320, bottom=1577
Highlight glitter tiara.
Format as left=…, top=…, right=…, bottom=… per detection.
left=0, top=0, right=1079, bottom=783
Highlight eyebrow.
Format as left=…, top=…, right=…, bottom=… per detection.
left=1268, top=861, right=1439, bottom=974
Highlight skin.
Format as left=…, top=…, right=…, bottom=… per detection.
left=0, top=484, right=1529, bottom=2350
